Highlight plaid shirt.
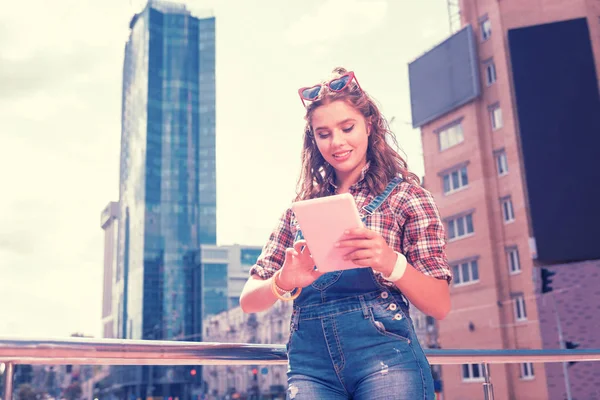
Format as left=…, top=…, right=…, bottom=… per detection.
left=250, top=166, right=453, bottom=287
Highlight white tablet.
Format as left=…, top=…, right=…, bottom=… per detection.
left=291, top=193, right=366, bottom=273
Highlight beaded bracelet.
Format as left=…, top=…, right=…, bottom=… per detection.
left=271, top=270, right=302, bottom=301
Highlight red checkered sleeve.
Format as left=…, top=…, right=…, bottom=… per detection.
left=396, top=185, right=453, bottom=283
left=249, top=207, right=295, bottom=280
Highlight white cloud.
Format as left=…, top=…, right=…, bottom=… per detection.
left=285, top=0, right=388, bottom=46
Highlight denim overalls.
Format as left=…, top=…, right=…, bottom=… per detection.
left=286, top=177, right=435, bottom=399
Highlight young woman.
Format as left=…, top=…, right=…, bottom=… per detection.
left=240, top=67, right=452, bottom=399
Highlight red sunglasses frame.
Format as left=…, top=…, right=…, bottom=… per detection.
left=297, top=71, right=362, bottom=107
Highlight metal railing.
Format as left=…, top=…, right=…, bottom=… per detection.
left=2, top=337, right=600, bottom=400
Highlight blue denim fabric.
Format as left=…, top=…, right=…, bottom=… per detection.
left=286, top=177, right=435, bottom=399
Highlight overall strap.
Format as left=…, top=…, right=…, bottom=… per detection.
left=360, top=175, right=403, bottom=217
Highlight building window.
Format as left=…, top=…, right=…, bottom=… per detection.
left=501, top=197, right=515, bottom=223
left=490, top=106, right=503, bottom=130
left=413, top=313, right=424, bottom=330
left=438, top=123, right=464, bottom=151
left=426, top=316, right=436, bottom=333
left=507, top=248, right=521, bottom=274
left=514, top=295, right=527, bottom=321
left=447, top=213, right=474, bottom=240
left=520, top=363, right=535, bottom=380
left=202, top=249, right=229, bottom=260
left=442, top=166, right=469, bottom=194
left=452, top=259, right=479, bottom=286
left=481, top=19, right=492, bottom=41
left=495, top=150, right=508, bottom=176
left=485, top=61, right=497, bottom=85
left=462, top=363, right=485, bottom=382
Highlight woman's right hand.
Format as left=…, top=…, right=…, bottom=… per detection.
left=277, top=240, right=323, bottom=290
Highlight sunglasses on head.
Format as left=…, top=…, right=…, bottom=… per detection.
left=298, top=71, right=362, bottom=107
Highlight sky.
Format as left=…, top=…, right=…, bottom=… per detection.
left=0, top=0, right=453, bottom=339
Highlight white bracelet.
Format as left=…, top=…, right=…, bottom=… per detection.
left=384, top=252, right=407, bottom=282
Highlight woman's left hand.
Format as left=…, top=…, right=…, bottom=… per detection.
left=335, top=227, right=397, bottom=276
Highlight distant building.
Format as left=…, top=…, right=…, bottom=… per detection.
left=202, top=301, right=292, bottom=399
left=100, top=202, right=119, bottom=339
left=116, top=0, right=216, bottom=342
left=103, top=0, right=216, bottom=398
left=408, top=1, right=600, bottom=399
left=196, top=244, right=263, bottom=315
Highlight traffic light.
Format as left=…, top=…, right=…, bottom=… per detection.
left=251, top=368, right=258, bottom=382
left=189, top=366, right=201, bottom=383
left=540, top=268, right=556, bottom=293
left=565, top=341, right=580, bottom=366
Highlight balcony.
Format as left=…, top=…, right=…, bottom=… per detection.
left=1, top=337, right=599, bottom=400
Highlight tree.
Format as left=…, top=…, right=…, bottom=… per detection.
left=64, top=382, right=83, bottom=400
left=16, top=384, right=38, bottom=400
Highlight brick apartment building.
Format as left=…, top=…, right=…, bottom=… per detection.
left=408, top=1, right=600, bottom=399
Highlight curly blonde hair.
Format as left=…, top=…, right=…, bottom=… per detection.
left=295, top=67, right=420, bottom=201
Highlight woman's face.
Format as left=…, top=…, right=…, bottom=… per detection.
left=311, top=100, right=370, bottom=183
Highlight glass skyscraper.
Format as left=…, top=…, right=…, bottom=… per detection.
left=116, top=0, right=216, bottom=345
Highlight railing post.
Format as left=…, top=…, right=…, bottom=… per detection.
left=482, top=363, right=494, bottom=400
left=3, top=362, right=14, bottom=400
